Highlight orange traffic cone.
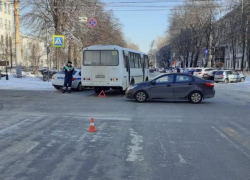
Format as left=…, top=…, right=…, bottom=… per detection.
left=87, top=118, right=97, bottom=132
left=98, top=90, right=106, bottom=97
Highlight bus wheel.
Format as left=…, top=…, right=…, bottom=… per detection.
left=130, top=79, right=135, bottom=85
left=94, top=87, right=102, bottom=94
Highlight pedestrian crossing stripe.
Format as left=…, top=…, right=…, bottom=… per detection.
left=52, top=35, right=65, bottom=48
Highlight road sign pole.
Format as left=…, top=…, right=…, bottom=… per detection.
left=46, top=25, right=49, bottom=82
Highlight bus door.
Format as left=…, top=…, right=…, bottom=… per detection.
left=141, top=54, right=145, bottom=82
left=123, top=51, right=131, bottom=85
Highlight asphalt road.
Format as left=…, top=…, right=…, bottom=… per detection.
left=1, top=81, right=250, bottom=180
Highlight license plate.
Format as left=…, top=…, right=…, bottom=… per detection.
left=57, top=77, right=64, bottom=79
left=95, top=75, right=105, bottom=78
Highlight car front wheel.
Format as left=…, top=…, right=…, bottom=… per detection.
left=135, top=91, right=148, bottom=103
left=53, top=85, right=61, bottom=90
left=240, top=78, right=245, bottom=82
left=189, top=92, right=202, bottom=104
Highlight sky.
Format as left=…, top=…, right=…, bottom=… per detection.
left=101, top=0, right=184, bottom=53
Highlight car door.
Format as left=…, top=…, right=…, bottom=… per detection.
left=150, top=74, right=175, bottom=99
left=174, top=75, right=195, bottom=98
left=227, top=71, right=235, bottom=82
left=232, top=71, right=240, bottom=82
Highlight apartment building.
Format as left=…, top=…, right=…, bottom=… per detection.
left=0, top=0, right=13, bottom=69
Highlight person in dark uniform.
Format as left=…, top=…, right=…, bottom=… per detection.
left=62, top=61, right=74, bottom=93
left=177, top=67, right=180, bottom=73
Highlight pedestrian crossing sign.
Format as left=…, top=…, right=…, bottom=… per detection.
left=52, top=35, right=65, bottom=48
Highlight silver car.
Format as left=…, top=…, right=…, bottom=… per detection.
left=214, top=70, right=245, bottom=84
left=193, top=68, right=215, bottom=78
left=126, top=73, right=215, bottom=103
left=52, top=68, right=83, bottom=91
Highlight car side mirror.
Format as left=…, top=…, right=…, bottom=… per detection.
left=151, top=80, right=156, bottom=85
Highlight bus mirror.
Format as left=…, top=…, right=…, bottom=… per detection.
left=124, top=50, right=129, bottom=57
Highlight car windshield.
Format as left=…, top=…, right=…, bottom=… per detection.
left=216, top=71, right=224, bottom=75
left=83, top=50, right=119, bottom=66
left=195, top=69, right=202, bottom=72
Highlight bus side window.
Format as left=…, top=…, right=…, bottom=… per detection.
left=134, top=53, right=139, bottom=68
left=144, top=55, right=148, bottom=68
left=141, top=56, right=145, bottom=68
left=138, top=54, right=141, bottom=68
left=129, top=53, right=135, bottom=68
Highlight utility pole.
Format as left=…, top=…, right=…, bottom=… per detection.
left=46, top=24, right=50, bottom=82
left=14, top=0, right=22, bottom=77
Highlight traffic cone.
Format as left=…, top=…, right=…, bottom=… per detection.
left=98, top=90, right=106, bottom=97
left=87, top=118, right=97, bottom=132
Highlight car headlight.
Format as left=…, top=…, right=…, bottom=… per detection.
left=128, top=85, right=137, bottom=90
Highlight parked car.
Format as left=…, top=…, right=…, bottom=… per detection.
left=214, top=70, right=245, bottom=84
left=193, top=68, right=215, bottom=78
left=149, top=68, right=156, bottom=73
left=52, top=68, right=83, bottom=91
left=184, top=68, right=196, bottom=75
left=126, top=73, right=215, bottom=103
left=159, top=68, right=166, bottom=73
left=202, top=70, right=219, bottom=81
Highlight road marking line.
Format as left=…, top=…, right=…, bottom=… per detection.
left=126, top=128, right=144, bottom=162
left=178, top=154, right=186, bottom=164
left=211, top=126, right=250, bottom=159
left=26, top=142, right=39, bottom=153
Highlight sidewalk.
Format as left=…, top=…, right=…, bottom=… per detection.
left=0, top=75, right=55, bottom=91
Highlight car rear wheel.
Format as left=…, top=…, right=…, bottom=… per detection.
left=135, top=91, right=148, bottom=103
left=240, top=77, right=245, bottom=82
left=53, top=85, right=61, bottom=90
left=224, top=79, right=229, bottom=84
left=77, top=83, right=83, bottom=91
left=189, top=91, right=202, bottom=104
left=215, top=81, right=219, bottom=83
left=94, top=87, right=102, bottom=94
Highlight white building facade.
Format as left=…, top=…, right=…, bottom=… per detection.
left=0, top=0, right=13, bottom=69
left=22, top=35, right=47, bottom=68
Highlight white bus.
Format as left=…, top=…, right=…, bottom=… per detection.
left=81, top=45, right=149, bottom=93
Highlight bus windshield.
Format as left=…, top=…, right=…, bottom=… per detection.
left=83, top=50, right=119, bottom=66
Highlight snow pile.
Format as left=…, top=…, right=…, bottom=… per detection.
left=0, top=75, right=55, bottom=91
left=215, top=78, right=250, bottom=93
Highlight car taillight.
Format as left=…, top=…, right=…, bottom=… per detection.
left=206, top=83, right=214, bottom=87
left=221, top=75, right=225, bottom=78
left=72, top=77, right=75, bottom=81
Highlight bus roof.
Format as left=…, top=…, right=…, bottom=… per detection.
left=83, top=45, right=148, bottom=55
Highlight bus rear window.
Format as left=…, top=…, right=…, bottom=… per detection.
left=83, top=50, right=119, bottom=66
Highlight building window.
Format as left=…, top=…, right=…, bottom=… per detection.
left=1, top=35, right=3, bottom=45
left=8, top=20, right=11, bottom=31
left=0, top=1, right=2, bottom=12
left=5, top=19, right=7, bottom=30
left=0, top=18, right=2, bottom=29
left=8, top=3, right=10, bottom=15
left=4, top=2, right=6, bottom=13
